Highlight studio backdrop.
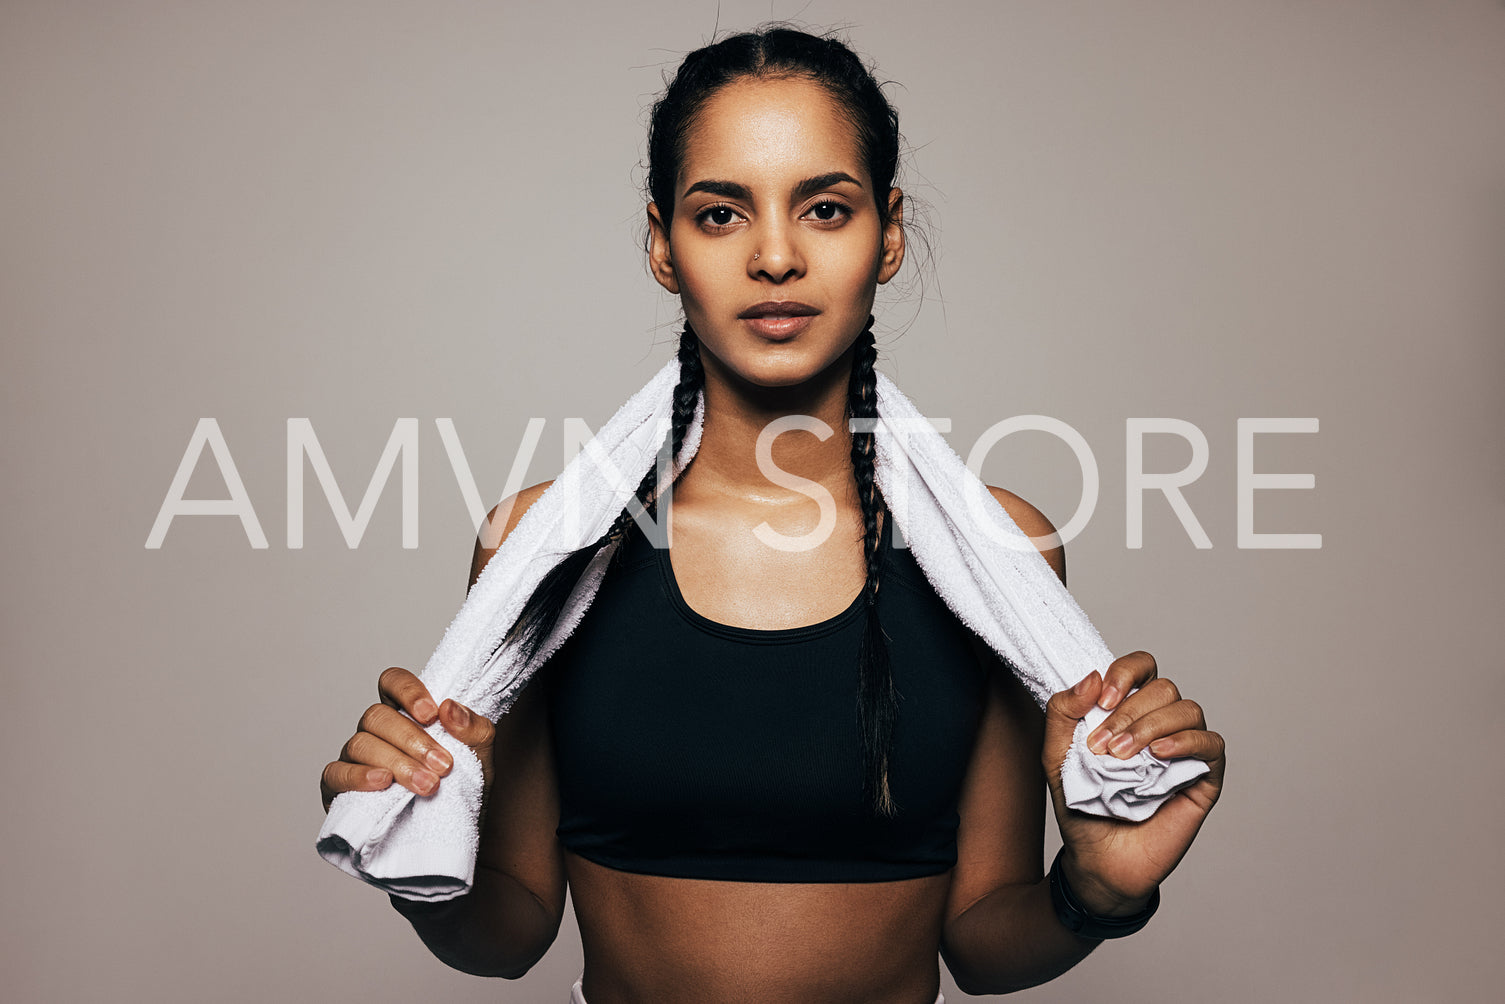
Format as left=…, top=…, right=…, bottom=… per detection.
left=3, top=2, right=1502, bottom=1002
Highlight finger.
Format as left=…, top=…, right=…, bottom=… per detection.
left=1097, top=650, right=1157, bottom=712
left=357, top=703, right=455, bottom=777
left=438, top=699, right=495, bottom=755
left=339, top=729, right=442, bottom=797
left=1086, top=676, right=1181, bottom=754
left=1097, top=698, right=1205, bottom=759
left=1148, top=727, right=1225, bottom=764
left=378, top=666, right=438, bottom=725
left=320, top=761, right=394, bottom=812
left=1042, top=671, right=1103, bottom=782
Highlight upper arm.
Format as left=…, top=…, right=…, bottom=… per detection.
left=470, top=481, right=568, bottom=953
left=943, top=637, right=1048, bottom=932
left=942, top=487, right=1063, bottom=928
left=469, top=480, right=555, bottom=592
left=986, top=485, right=1066, bottom=586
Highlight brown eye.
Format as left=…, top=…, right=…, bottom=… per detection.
left=806, top=201, right=850, bottom=223
left=698, top=205, right=739, bottom=228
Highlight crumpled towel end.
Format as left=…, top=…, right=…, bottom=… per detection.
left=1060, top=705, right=1210, bottom=822
left=317, top=726, right=486, bottom=902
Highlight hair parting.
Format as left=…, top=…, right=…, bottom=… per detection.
left=645, top=25, right=902, bottom=233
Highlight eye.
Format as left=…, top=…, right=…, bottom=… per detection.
left=805, top=200, right=852, bottom=224
left=695, top=203, right=742, bottom=230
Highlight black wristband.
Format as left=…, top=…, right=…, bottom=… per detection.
left=1047, top=849, right=1160, bottom=940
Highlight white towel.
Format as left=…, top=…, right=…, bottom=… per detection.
left=317, top=356, right=1208, bottom=901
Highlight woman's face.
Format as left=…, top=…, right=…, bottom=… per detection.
left=648, top=75, right=904, bottom=391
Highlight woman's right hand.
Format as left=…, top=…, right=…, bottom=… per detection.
left=319, top=666, right=496, bottom=813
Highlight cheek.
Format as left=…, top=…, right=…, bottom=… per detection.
left=668, top=241, right=733, bottom=304
left=812, top=242, right=883, bottom=302
left=673, top=269, right=722, bottom=327
left=820, top=222, right=884, bottom=274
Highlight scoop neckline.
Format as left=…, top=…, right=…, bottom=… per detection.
left=653, top=516, right=888, bottom=644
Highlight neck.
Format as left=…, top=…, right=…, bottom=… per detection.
left=684, top=343, right=859, bottom=502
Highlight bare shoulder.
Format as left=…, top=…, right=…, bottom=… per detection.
left=985, top=486, right=1066, bottom=585
left=468, top=480, right=555, bottom=591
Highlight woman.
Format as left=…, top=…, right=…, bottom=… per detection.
left=319, top=27, right=1225, bottom=1003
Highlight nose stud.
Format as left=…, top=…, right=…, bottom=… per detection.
left=753, top=252, right=760, bottom=261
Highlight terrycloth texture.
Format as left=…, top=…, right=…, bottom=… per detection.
left=317, top=357, right=1208, bottom=901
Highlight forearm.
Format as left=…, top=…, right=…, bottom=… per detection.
left=387, top=863, right=561, bottom=978
left=941, top=876, right=1105, bottom=994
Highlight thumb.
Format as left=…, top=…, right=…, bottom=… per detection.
left=1042, top=671, right=1103, bottom=787
left=437, top=700, right=497, bottom=809
left=438, top=698, right=495, bottom=760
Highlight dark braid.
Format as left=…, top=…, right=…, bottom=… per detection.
left=493, top=328, right=704, bottom=674
left=666, top=327, right=704, bottom=511
left=847, top=318, right=898, bottom=815
left=606, top=24, right=911, bottom=815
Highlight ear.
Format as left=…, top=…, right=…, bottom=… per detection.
left=877, top=188, right=906, bottom=285
left=646, top=202, right=680, bottom=295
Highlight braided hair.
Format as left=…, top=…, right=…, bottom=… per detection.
left=846, top=318, right=898, bottom=815
left=501, top=25, right=905, bottom=815
left=498, top=330, right=703, bottom=671
left=497, top=320, right=898, bottom=815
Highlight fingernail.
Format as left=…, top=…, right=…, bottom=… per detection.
left=412, top=768, right=439, bottom=795
left=452, top=703, right=471, bottom=728
left=366, top=768, right=390, bottom=786
left=1109, top=732, right=1137, bottom=758
left=1149, top=739, right=1174, bottom=757
left=414, top=698, right=438, bottom=723
left=1072, top=672, right=1096, bottom=696
left=425, top=749, right=452, bottom=774
left=1098, top=685, right=1120, bottom=710
left=1087, top=727, right=1112, bottom=754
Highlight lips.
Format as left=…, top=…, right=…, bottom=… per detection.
left=738, top=301, right=820, bottom=340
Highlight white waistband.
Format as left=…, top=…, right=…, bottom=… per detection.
left=569, top=975, right=945, bottom=1004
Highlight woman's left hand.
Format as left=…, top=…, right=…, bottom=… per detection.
left=1042, top=651, right=1226, bottom=917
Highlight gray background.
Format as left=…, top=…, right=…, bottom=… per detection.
left=4, top=1, right=1502, bottom=1001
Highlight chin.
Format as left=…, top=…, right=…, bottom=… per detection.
left=726, top=363, right=811, bottom=389
left=690, top=317, right=861, bottom=395
left=718, top=348, right=850, bottom=392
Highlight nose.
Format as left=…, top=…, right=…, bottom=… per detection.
left=748, top=218, right=805, bottom=283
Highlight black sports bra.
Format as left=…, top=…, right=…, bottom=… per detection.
left=544, top=512, right=988, bottom=882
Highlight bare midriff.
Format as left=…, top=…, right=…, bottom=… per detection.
left=563, top=852, right=952, bottom=1004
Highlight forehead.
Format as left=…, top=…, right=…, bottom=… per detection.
left=680, top=75, right=866, bottom=190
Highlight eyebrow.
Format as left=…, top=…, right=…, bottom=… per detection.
left=681, top=171, right=864, bottom=202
